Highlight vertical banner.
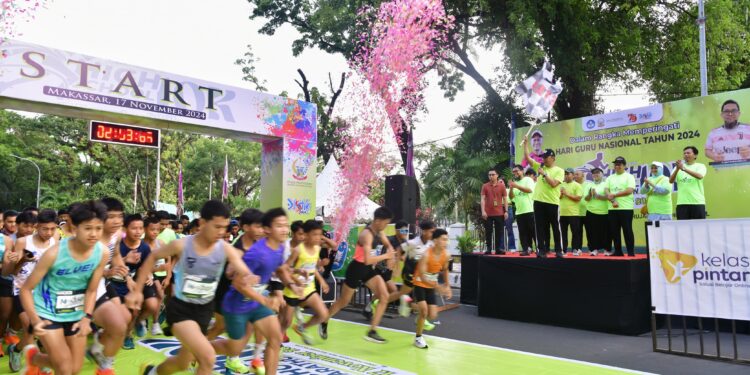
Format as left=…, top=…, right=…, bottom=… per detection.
left=648, top=219, right=750, bottom=320
left=514, top=88, right=750, bottom=247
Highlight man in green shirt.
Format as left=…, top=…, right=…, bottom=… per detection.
left=155, top=210, right=178, bottom=244
left=605, top=157, right=636, bottom=256
left=523, top=135, right=565, bottom=258
left=639, top=161, right=672, bottom=221
left=509, top=165, right=535, bottom=256
left=560, top=168, right=583, bottom=255
left=574, top=170, right=591, bottom=254
left=669, top=146, right=707, bottom=220
left=584, top=168, right=610, bottom=256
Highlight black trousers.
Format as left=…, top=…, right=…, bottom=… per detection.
left=608, top=210, right=634, bottom=256
left=533, top=201, right=562, bottom=253
left=560, top=216, right=581, bottom=252
left=585, top=211, right=610, bottom=251
left=580, top=215, right=589, bottom=250
left=484, top=215, right=505, bottom=253
left=676, top=204, right=706, bottom=220
left=516, top=212, right=536, bottom=252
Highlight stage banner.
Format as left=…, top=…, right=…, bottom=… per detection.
left=514, top=88, right=750, bottom=248
left=647, top=219, right=750, bottom=320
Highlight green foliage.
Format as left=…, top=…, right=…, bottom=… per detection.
left=644, top=0, right=750, bottom=102
left=235, top=44, right=269, bottom=92
left=0, top=110, right=261, bottom=215
left=456, top=231, right=479, bottom=253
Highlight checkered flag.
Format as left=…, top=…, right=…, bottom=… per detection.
left=515, top=61, right=563, bottom=120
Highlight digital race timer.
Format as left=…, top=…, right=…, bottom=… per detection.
left=89, top=121, right=160, bottom=148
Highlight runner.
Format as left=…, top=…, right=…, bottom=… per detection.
left=412, top=229, right=452, bottom=349
left=2, top=210, right=18, bottom=238
left=4, top=209, right=57, bottom=371
left=128, top=200, right=256, bottom=375
left=211, top=207, right=300, bottom=375
left=206, top=208, right=264, bottom=375
left=380, top=220, right=436, bottom=320
left=143, top=216, right=167, bottom=336
left=19, top=200, right=109, bottom=375
left=0, top=218, right=14, bottom=357
left=111, top=214, right=159, bottom=350
left=362, top=220, right=405, bottom=321
left=282, top=219, right=330, bottom=345
left=321, top=207, right=395, bottom=343
left=1, top=211, right=35, bottom=351
left=86, top=197, right=132, bottom=375
left=58, top=207, right=74, bottom=239
left=156, top=211, right=178, bottom=245
left=276, top=221, right=303, bottom=345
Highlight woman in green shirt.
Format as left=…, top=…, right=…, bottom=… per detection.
left=639, top=161, right=672, bottom=221
left=584, top=168, right=611, bottom=256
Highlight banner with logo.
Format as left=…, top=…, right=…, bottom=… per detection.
left=648, top=219, right=750, bottom=320
left=514, top=88, right=750, bottom=248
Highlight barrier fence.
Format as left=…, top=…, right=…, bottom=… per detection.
left=647, top=219, right=750, bottom=365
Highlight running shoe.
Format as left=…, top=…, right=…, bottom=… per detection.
left=282, top=332, right=290, bottom=343
left=318, top=322, right=328, bottom=340
left=293, top=323, right=313, bottom=345
left=361, top=301, right=373, bottom=320
left=225, top=356, right=250, bottom=374
left=95, top=368, right=115, bottom=375
left=398, top=295, right=412, bottom=317
left=416, top=317, right=435, bottom=331
left=122, top=336, right=135, bottom=350
left=21, top=345, right=40, bottom=375
left=135, top=321, right=147, bottom=338
left=432, top=320, right=441, bottom=326
left=4, top=333, right=20, bottom=346
left=151, top=323, right=163, bottom=336
left=364, top=330, right=386, bottom=344
left=414, top=336, right=428, bottom=349
left=555, top=251, right=564, bottom=258
left=8, top=344, right=21, bottom=372
left=294, top=306, right=304, bottom=324
left=590, top=250, right=598, bottom=256
left=251, top=358, right=265, bottom=375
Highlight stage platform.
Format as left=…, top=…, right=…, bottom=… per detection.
left=462, top=253, right=651, bottom=335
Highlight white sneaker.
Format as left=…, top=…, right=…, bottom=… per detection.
left=605, top=251, right=613, bottom=256
left=151, top=323, right=163, bottom=336
left=590, top=250, right=598, bottom=256
left=414, top=336, right=428, bottom=349
left=295, top=306, right=305, bottom=323
left=576, top=250, right=583, bottom=256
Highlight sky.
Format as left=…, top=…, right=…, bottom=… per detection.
left=13, top=0, right=650, bottom=150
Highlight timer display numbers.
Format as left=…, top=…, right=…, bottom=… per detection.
left=89, top=121, right=160, bottom=148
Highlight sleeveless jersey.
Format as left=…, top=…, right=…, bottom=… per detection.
left=283, top=243, right=319, bottom=299
left=413, top=247, right=448, bottom=289
left=14, top=235, right=56, bottom=296
left=352, top=227, right=383, bottom=264
left=33, top=238, right=103, bottom=322
left=172, top=235, right=226, bottom=305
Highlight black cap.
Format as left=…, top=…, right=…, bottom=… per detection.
left=612, top=156, right=626, bottom=165
left=541, top=149, right=555, bottom=158
left=591, top=167, right=603, bottom=173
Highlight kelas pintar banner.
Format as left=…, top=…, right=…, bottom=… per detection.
left=648, top=219, right=750, bottom=320
left=514, top=88, right=750, bottom=248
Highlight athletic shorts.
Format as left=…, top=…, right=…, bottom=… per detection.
left=95, top=282, right=121, bottom=309
left=222, top=306, right=276, bottom=340
left=413, top=286, right=436, bottom=305
left=344, top=260, right=379, bottom=289
left=268, top=280, right=285, bottom=293
left=401, top=259, right=417, bottom=288
left=214, top=273, right=231, bottom=314
left=284, top=291, right=317, bottom=307
left=32, top=320, right=80, bottom=337
left=13, top=295, right=23, bottom=314
left=0, top=279, right=13, bottom=297
left=154, top=275, right=167, bottom=284
left=376, top=267, right=393, bottom=282
left=143, top=284, right=158, bottom=300
left=165, top=297, right=214, bottom=335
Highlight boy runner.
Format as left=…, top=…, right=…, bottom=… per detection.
left=321, top=207, right=395, bottom=343
left=412, top=229, right=452, bottom=349
left=128, top=200, right=256, bottom=375
left=4, top=209, right=57, bottom=371
left=143, top=216, right=167, bottom=336
left=19, top=200, right=109, bottom=375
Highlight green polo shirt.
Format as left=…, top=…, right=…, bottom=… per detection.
left=560, top=181, right=583, bottom=216
left=641, top=175, right=672, bottom=215
left=586, top=180, right=609, bottom=215
left=578, top=181, right=593, bottom=217
left=606, top=172, right=636, bottom=210
left=675, top=162, right=706, bottom=205
left=511, top=177, right=535, bottom=215
left=529, top=159, right=565, bottom=205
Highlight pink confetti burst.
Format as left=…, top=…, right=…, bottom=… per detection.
left=0, top=0, right=52, bottom=55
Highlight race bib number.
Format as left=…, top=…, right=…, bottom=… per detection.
left=182, top=275, right=218, bottom=299
left=370, top=245, right=383, bottom=257
left=423, top=272, right=439, bottom=283
left=243, top=283, right=269, bottom=301
left=155, top=258, right=166, bottom=267
left=55, top=290, right=85, bottom=313
left=301, top=263, right=316, bottom=285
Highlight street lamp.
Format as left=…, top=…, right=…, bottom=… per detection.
left=9, top=154, right=41, bottom=208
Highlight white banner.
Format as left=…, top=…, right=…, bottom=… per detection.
left=648, top=219, right=750, bottom=320
left=581, top=104, right=664, bottom=132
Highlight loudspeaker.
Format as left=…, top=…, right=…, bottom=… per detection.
left=384, top=175, right=420, bottom=225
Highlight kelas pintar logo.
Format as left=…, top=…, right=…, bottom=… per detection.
left=656, top=249, right=698, bottom=284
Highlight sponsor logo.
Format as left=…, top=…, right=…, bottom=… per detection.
left=287, top=198, right=311, bottom=215
left=656, top=249, right=698, bottom=283
left=586, top=119, right=596, bottom=129
left=291, top=157, right=310, bottom=181
left=138, top=339, right=414, bottom=374
left=582, top=104, right=663, bottom=132
left=627, top=113, right=637, bottom=122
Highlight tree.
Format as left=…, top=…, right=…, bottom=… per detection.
left=235, top=44, right=268, bottom=92
left=644, top=0, right=750, bottom=102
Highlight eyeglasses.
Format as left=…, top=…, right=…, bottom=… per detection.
left=722, top=109, right=739, bottom=114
